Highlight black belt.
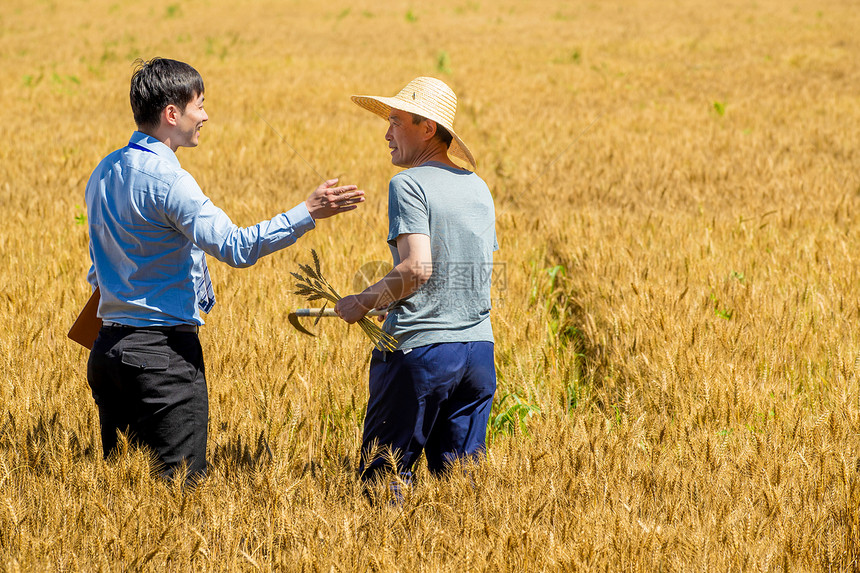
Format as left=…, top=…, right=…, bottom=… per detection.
left=102, top=321, right=199, bottom=334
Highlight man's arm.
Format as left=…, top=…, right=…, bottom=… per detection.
left=334, top=233, right=431, bottom=324
left=164, top=176, right=364, bottom=268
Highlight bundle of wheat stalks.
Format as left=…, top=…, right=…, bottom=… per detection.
left=292, top=250, right=398, bottom=351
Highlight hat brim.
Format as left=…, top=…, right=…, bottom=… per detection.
left=352, top=94, right=476, bottom=171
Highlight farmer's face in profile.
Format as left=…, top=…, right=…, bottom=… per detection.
left=385, top=109, right=427, bottom=168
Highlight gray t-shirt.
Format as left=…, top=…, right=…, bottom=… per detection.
left=383, top=161, right=498, bottom=350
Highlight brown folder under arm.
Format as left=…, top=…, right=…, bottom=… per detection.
left=68, top=287, right=102, bottom=350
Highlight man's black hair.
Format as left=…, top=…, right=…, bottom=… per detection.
left=410, top=112, right=454, bottom=148
left=130, top=58, right=204, bottom=130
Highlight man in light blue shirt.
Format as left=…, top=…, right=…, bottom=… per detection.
left=86, top=58, right=364, bottom=483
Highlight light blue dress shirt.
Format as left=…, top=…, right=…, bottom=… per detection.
left=86, top=131, right=315, bottom=326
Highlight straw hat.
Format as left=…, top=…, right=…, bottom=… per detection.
left=352, top=77, right=476, bottom=170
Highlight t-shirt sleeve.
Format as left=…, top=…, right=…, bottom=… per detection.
left=387, top=174, right=429, bottom=246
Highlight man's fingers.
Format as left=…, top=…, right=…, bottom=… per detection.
left=308, top=183, right=363, bottom=219
left=330, top=189, right=363, bottom=198
left=330, top=185, right=358, bottom=195
left=314, top=178, right=340, bottom=193
left=335, top=201, right=362, bottom=209
left=333, top=191, right=364, bottom=203
left=326, top=190, right=365, bottom=209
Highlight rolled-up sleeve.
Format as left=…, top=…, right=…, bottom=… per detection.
left=163, top=173, right=315, bottom=268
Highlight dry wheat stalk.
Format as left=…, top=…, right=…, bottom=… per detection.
left=292, top=250, right=398, bottom=351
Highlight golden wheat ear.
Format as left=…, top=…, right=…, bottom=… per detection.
left=292, top=250, right=398, bottom=350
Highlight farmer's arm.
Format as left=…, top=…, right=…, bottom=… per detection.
left=334, top=233, right=431, bottom=324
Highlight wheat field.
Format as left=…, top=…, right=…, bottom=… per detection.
left=1, top=0, right=859, bottom=570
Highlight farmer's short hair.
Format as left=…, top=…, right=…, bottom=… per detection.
left=130, top=58, right=204, bottom=130
left=410, top=112, right=453, bottom=148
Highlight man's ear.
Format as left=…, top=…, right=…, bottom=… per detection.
left=162, top=104, right=181, bottom=128
left=422, top=119, right=438, bottom=142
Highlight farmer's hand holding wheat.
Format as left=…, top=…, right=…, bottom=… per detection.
left=292, top=250, right=398, bottom=351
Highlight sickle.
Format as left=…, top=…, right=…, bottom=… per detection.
left=288, top=308, right=385, bottom=337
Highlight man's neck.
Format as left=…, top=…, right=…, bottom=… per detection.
left=409, top=144, right=458, bottom=170
left=138, top=126, right=179, bottom=152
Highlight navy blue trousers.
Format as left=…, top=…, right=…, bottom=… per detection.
left=360, top=341, right=496, bottom=482
left=87, top=327, right=208, bottom=483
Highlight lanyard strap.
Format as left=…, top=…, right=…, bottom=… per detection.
left=128, top=142, right=156, bottom=154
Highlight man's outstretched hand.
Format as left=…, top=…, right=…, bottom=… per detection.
left=306, top=179, right=365, bottom=220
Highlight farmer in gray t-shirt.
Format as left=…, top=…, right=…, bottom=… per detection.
left=384, top=163, right=497, bottom=349
left=335, top=77, right=498, bottom=486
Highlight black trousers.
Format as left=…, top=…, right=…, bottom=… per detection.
left=87, top=326, right=208, bottom=482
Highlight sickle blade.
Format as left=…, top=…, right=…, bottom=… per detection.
left=288, top=312, right=316, bottom=336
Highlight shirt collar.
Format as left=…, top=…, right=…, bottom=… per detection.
left=129, top=131, right=181, bottom=167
